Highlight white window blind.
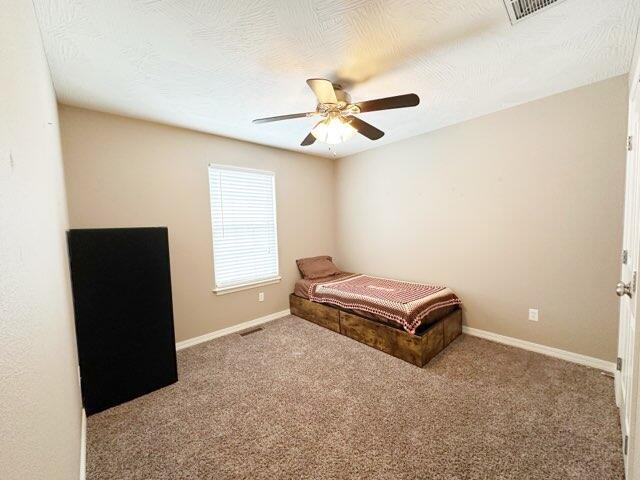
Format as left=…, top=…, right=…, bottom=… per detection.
left=208, top=164, right=279, bottom=291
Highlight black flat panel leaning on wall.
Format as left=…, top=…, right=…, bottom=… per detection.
left=67, top=227, right=178, bottom=415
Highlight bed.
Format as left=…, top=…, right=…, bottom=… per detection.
left=290, top=256, right=463, bottom=367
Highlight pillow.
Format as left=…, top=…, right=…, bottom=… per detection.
left=296, top=256, right=341, bottom=279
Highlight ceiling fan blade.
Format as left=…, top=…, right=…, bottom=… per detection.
left=300, top=132, right=316, bottom=146
left=347, top=116, right=384, bottom=140
left=252, top=112, right=312, bottom=124
left=306, top=78, right=338, bottom=104
left=354, top=93, right=419, bottom=113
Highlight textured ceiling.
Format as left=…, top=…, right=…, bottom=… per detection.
left=34, top=0, right=640, bottom=158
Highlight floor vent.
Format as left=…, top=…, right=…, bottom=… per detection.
left=239, top=327, right=264, bottom=337
left=503, top=0, right=567, bottom=24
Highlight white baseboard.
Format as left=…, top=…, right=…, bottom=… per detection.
left=175, top=312, right=614, bottom=372
left=176, top=309, right=291, bottom=351
left=79, top=408, right=86, bottom=480
left=462, top=326, right=616, bottom=373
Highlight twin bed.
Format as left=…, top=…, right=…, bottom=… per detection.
left=290, top=256, right=463, bottom=367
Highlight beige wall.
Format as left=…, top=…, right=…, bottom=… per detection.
left=59, top=106, right=336, bottom=342
left=60, top=76, right=627, bottom=362
left=334, top=75, right=628, bottom=362
left=630, top=25, right=640, bottom=93
left=0, top=2, right=83, bottom=480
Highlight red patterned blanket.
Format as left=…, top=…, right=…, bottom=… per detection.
left=308, top=274, right=461, bottom=335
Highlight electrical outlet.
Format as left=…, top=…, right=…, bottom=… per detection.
left=528, top=308, right=539, bottom=322
left=258, top=292, right=264, bottom=302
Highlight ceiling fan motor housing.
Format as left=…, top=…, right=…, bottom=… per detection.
left=331, top=84, right=351, bottom=106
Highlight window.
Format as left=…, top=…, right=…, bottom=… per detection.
left=208, top=164, right=280, bottom=293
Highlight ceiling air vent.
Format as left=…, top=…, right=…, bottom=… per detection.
left=503, top=0, right=567, bottom=25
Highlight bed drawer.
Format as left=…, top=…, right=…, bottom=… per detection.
left=339, top=311, right=424, bottom=366
left=289, top=294, right=340, bottom=332
left=289, top=294, right=462, bottom=367
left=443, top=308, right=462, bottom=347
left=340, top=311, right=445, bottom=367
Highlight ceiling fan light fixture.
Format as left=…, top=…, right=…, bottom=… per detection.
left=311, top=115, right=357, bottom=144
left=253, top=78, right=419, bottom=147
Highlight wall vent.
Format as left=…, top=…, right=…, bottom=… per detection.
left=503, top=0, right=567, bottom=25
left=239, top=327, right=264, bottom=337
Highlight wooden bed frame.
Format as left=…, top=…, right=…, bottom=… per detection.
left=289, top=294, right=462, bottom=367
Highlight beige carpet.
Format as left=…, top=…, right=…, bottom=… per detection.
left=87, top=315, right=623, bottom=479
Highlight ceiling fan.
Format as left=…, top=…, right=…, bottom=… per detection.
left=252, top=79, right=419, bottom=146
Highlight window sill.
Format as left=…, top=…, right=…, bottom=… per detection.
left=212, top=277, right=282, bottom=295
